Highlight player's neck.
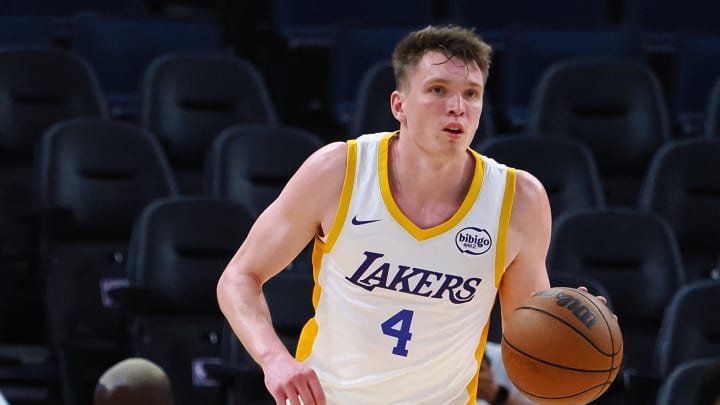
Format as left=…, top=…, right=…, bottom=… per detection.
left=389, top=135, right=474, bottom=198
left=387, top=137, right=475, bottom=227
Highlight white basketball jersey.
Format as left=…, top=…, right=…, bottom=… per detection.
left=296, top=132, right=516, bottom=405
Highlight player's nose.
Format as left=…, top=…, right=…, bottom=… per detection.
left=447, top=92, right=465, bottom=116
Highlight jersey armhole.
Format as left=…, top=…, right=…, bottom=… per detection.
left=318, top=139, right=357, bottom=252
left=494, top=167, right=516, bottom=288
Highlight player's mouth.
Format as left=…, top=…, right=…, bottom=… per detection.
left=443, top=123, right=465, bottom=137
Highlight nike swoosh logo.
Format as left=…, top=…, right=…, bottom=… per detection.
left=351, top=215, right=381, bottom=225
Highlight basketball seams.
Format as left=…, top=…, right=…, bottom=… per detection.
left=514, top=380, right=609, bottom=402
left=571, top=287, right=623, bottom=403
left=501, top=332, right=619, bottom=373
left=572, top=288, right=622, bottom=356
left=513, top=305, right=616, bottom=357
left=502, top=287, right=623, bottom=403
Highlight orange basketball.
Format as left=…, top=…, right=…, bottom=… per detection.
left=501, top=287, right=623, bottom=404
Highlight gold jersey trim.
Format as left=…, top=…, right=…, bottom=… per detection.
left=378, top=134, right=486, bottom=241
left=494, top=168, right=516, bottom=288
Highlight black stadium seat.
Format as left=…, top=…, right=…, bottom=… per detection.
left=141, top=53, right=279, bottom=193
left=35, top=117, right=178, bottom=405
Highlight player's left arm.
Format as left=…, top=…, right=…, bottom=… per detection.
left=498, top=169, right=552, bottom=326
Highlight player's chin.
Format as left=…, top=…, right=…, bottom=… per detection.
left=442, top=129, right=465, bottom=141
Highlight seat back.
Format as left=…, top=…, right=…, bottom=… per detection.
left=2, top=0, right=148, bottom=17
left=125, top=197, right=256, bottom=405
left=444, top=0, right=611, bottom=32
left=271, top=0, right=435, bottom=44
left=500, top=29, right=646, bottom=129
left=348, top=61, right=398, bottom=136
left=205, top=125, right=323, bottom=216
left=217, top=322, right=272, bottom=404
left=655, top=357, right=720, bottom=405
left=0, top=16, right=62, bottom=48
left=36, top=119, right=178, bottom=239
left=331, top=26, right=414, bottom=125
left=141, top=53, right=279, bottom=193
left=127, top=197, right=254, bottom=315
left=34, top=117, right=177, bottom=405
left=479, top=136, right=604, bottom=220
left=623, top=0, right=720, bottom=39
left=705, top=77, right=720, bottom=139
left=528, top=58, right=671, bottom=206
left=0, top=47, right=106, bottom=158
left=639, top=139, right=720, bottom=281
left=655, top=280, right=720, bottom=379
left=72, top=16, right=224, bottom=118
left=0, top=47, right=106, bottom=274
left=673, top=34, right=720, bottom=136
left=547, top=208, right=686, bottom=378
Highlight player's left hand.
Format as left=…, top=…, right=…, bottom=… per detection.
left=577, top=286, right=618, bottom=321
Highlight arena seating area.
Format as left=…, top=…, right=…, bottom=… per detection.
left=0, top=1, right=719, bottom=404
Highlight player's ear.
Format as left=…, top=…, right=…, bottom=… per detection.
left=391, top=90, right=404, bottom=121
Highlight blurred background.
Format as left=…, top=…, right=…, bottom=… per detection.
left=0, top=0, right=719, bottom=404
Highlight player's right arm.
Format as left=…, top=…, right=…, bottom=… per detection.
left=217, top=141, right=348, bottom=405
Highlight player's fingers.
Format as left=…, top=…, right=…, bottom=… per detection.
left=273, top=385, right=298, bottom=405
left=282, top=393, right=302, bottom=405
left=269, top=388, right=286, bottom=405
left=307, top=372, right=327, bottom=405
left=577, top=285, right=588, bottom=292
left=590, top=293, right=619, bottom=321
left=296, top=383, right=315, bottom=405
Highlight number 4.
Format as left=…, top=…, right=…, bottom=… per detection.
left=381, top=309, right=414, bottom=357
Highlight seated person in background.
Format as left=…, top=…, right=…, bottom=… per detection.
left=477, top=341, right=535, bottom=405
left=695, top=359, right=720, bottom=405
left=94, top=357, right=174, bottom=405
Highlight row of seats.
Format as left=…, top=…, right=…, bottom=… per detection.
left=655, top=355, right=720, bottom=405
left=4, top=13, right=720, bottom=140
left=0, top=14, right=227, bottom=119
left=222, top=1, right=720, bottom=138
left=358, top=56, right=720, bottom=211
left=263, top=0, right=720, bottom=41
left=3, top=119, right=319, bottom=405
left=4, top=0, right=720, bottom=33
left=2, top=45, right=716, bottom=286
left=339, top=28, right=720, bottom=137
left=0, top=48, right=279, bottom=327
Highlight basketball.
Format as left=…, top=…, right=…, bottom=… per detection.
left=501, top=287, right=623, bottom=404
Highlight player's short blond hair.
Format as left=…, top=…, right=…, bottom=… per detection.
left=392, top=24, right=492, bottom=89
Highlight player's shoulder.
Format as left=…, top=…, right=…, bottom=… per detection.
left=277, top=141, right=348, bottom=218
left=514, top=170, right=546, bottom=200
left=511, top=169, right=551, bottom=223
left=302, top=141, right=348, bottom=174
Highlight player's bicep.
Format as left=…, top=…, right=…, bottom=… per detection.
left=223, top=142, right=347, bottom=284
left=499, top=170, right=552, bottom=323
left=236, top=200, right=317, bottom=280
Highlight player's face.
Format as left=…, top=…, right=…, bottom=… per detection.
left=392, top=50, right=485, bottom=151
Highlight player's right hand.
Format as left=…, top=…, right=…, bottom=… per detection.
left=264, top=355, right=326, bottom=405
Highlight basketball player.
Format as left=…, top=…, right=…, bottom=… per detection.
left=217, top=24, right=552, bottom=405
